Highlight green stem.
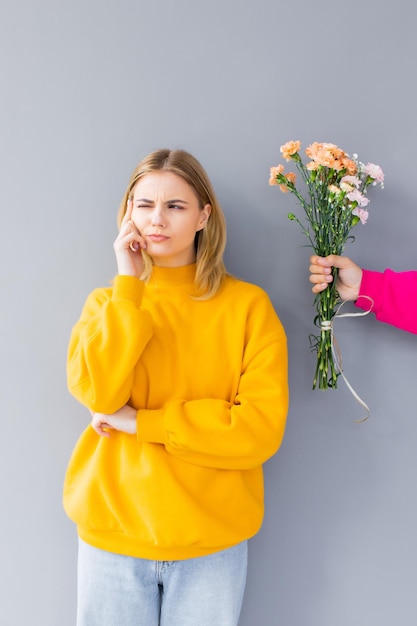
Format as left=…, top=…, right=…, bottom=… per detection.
left=312, top=274, right=340, bottom=390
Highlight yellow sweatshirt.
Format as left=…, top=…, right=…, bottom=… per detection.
left=64, top=264, right=288, bottom=560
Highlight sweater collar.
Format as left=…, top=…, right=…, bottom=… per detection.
left=149, top=263, right=196, bottom=287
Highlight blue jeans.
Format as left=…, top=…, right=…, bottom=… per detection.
left=77, top=539, right=248, bottom=626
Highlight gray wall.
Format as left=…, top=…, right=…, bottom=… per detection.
left=2, top=0, right=417, bottom=624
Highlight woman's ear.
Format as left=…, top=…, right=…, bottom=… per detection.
left=197, top=204, right=211, bottom=231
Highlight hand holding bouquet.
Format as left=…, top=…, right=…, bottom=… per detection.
left=270, top=141, right=384, bottom=390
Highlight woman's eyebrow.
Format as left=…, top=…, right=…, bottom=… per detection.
left=133, top=198, right=189, bottom=205
left=134, top=198, right=188, bottom=204
left=166, top=198, right=188, bottom=204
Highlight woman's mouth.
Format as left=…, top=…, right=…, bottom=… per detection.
left=147, top=234, right=169, bottom=243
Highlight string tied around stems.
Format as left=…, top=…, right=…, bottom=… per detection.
left=320, top=296, right=374, bottom=423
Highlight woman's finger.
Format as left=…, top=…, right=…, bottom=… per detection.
left=115, top=220, right=146, bottom=251
left=120, top=198, right=133, bottom=226
left=311, top=283, right=329, bottom=294
left=127, top=220, right=147, bottom=251
left=309, top=272, right=332, bottom=284
left=309, top=262, right=332, bottom=275
left=91, top=414, right=114, bottom=437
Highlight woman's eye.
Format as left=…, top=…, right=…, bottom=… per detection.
left=168, top=204, right=184, bottom=210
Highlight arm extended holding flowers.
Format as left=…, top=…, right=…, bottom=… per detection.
left=309, top=254, right=417, bottom=335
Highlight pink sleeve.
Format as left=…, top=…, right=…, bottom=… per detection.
left=355, top=268, right=417, bottom=334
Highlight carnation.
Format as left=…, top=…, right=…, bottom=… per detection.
left=352, top=207, right=369, bottom=224
left=363, top=162, right=384, bottom=184
left=341, top=175, right=361, bottom=188
left=347, top=189, right=370, bottom=207
left=280, top=140, right=301, bottom=161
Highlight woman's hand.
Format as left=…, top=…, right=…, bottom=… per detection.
left=91, top=404, right=137, bottom=437
left=113, top=199, right=147, bottom=277
left=309, top=254, right=363, bottom=301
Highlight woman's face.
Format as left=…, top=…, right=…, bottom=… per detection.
left=131, top=171, right=211, bottom=267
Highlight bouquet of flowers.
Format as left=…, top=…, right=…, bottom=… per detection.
left=270, top=140, right=384, bottom=390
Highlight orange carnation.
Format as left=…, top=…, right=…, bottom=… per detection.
left=269, top=164, right=284, bottom=185
left=305, top=142, right=353, bottom=172
left=340, top=157, right=357, bottom=176
left=279, top=171, right=296, bottom=193
left=305, top=142, right=326, bottom=160
left=280, top=140, right=301, bottom=161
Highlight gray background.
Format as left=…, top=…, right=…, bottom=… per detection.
left=2, top=0, right=417, bottom=624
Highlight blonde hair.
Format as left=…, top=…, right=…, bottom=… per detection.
left=117, top=149, right=227, bottom=299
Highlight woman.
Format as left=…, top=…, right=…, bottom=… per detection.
left=64, top=148, right=289, bottom=625
left=309, top=254, right=417, bottom=334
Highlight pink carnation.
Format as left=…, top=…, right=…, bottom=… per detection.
left=347, top=188, right=369, bottom=207
left=340, top=175, right=360, bottom=189
left=352, top=207, right=369, bottom=224
left=363, top=163, right=384, bottom=183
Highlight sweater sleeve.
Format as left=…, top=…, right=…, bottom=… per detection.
left=67, top=275, right=153, bottom=412
left=356, top=268, right=417, bottom=334
left=137, top=296, right=289, bottom=470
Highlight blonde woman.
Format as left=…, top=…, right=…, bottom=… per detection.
left=64, top=149, right=288, bottom=626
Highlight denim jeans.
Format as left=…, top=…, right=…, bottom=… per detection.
left=77, top=539, right=248, bottom=626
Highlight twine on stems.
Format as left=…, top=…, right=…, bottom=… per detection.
left=320, top=296, right=374, bottom=423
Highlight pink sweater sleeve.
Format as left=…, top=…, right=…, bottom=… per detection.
left=355, top=268, right=417, bottom=334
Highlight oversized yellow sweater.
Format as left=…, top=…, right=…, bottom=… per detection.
left=64, top=264, right=288, bottom=560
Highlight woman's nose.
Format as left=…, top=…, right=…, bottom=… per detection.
left=151, top=207, right=166, bottom=227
